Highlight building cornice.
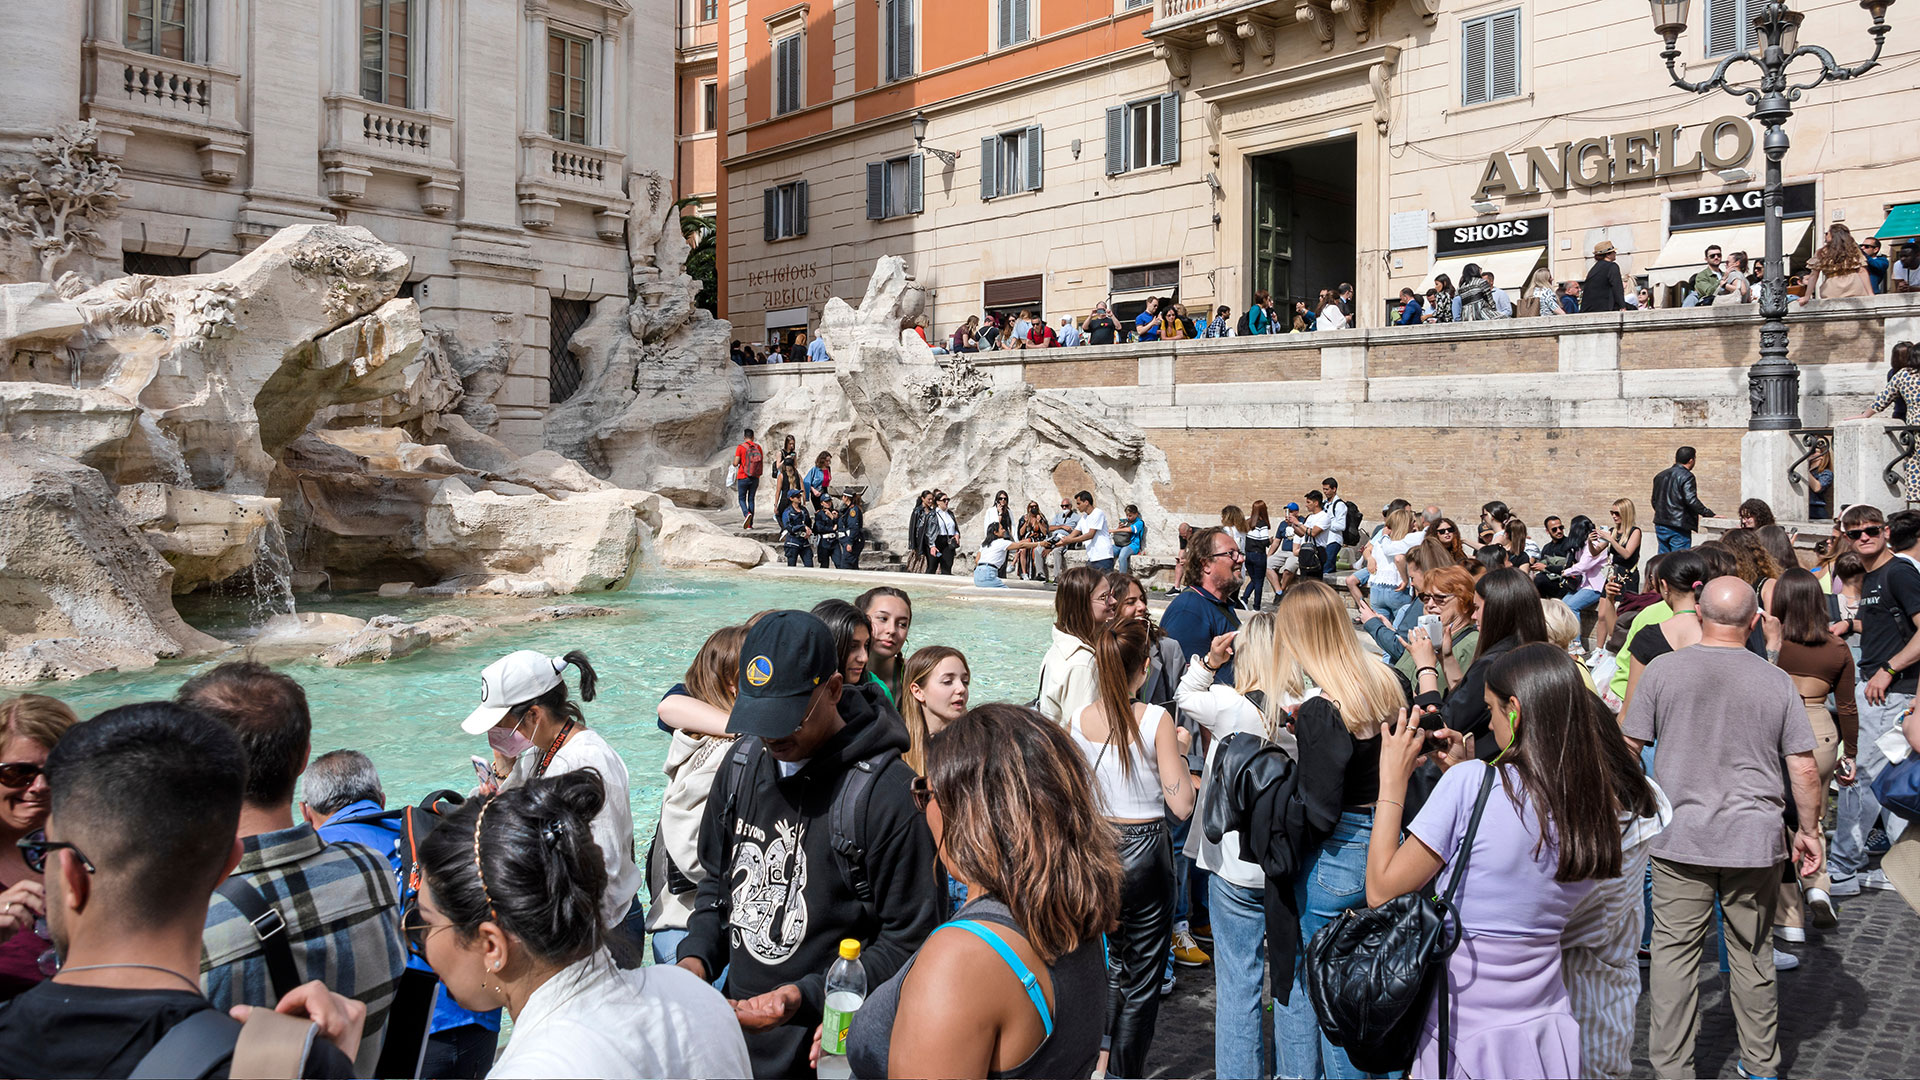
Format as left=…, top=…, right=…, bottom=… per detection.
left=721, top=39, right=1158, bottom=170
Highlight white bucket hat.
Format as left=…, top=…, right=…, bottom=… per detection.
left=461, top=650, right=568, bottom=734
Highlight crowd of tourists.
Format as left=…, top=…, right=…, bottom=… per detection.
left=3, top=438, right=1915, bottom=1080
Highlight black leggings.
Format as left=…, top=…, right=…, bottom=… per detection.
left=933, top=536, right=957, bottom=575
left=1107, top=819, right=1173, bottom=1079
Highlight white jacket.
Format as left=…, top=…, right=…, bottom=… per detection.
left=1174, top=657, right=1300, bottom=889
left=1037, top=626, right=1098, bottom=725
left=489, top=952, right=750, bottom=1079
left=501, top=727, right=642, bottom=930
left=646, top=730, right=735, bottom=933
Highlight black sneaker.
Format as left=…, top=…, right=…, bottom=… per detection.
left=1869, top=827, right=1892, bottom=855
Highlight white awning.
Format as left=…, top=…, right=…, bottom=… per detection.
left=1644, top=219, right=1813, bottom=288
left=1422, top=246, right=1546, bottom=293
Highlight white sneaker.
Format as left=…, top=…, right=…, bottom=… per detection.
left=1774, top=925, right=1807, bottom=944
left=1864, top=868, right=1898, bottom=891
left=1806, top=887, right=1838, bottom=928
left=1829, top=873, right=1862, bottom=898
left=1772, top=948, right=1800, bottom=971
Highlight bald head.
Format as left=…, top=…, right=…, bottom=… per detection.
left=1698, top=576, right=1758, bottom=628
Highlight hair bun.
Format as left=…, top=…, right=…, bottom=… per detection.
left=1691, top=580, right=1704, bottom=589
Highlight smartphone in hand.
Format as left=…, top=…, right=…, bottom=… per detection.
left=471, top=755, right=495, bottom=784
left=1418, top=613, right=1445, bottom=649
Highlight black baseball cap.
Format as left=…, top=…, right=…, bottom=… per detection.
left=730, top=610, right=841, bottom=738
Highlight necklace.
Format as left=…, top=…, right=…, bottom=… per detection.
left=534, top=719, right=577, bottom=779
left=56, top=963, right=202, bottom=993
left=1674, top=609, right=1698, bottom=616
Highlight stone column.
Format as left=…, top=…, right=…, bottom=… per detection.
left=526, top=0, right=550, bottom=133
left=1741, top=429, right=1810, bottom=521
left=1832, top=417, right=1905, bottom=515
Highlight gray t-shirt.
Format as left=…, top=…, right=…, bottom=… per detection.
left=1621, top=644, right=1815, bottom=868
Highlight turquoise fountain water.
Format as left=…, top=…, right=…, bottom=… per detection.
left=48, top=571, right=1055, bottom=838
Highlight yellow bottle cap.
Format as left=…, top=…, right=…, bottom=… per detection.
left=839, top=938, right=861, bottom=960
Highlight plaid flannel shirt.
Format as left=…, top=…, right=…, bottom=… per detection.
left=200, top=824, right=405, bottom=1078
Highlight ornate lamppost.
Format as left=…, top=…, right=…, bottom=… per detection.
left=1648, top=0, right=1893, bottom=430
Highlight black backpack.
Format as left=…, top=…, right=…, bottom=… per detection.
left=1235, top=311, right=1253, bottom=336
left=719, top=738, right=893, bottom=907
left=1305, top=766, right=1495, bottom=1075
left=1337, top=499, right=1364, bottom=547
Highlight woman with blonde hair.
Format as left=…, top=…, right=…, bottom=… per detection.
left=0, top=694, right=79, bottom=997
left=841, top=705, right=1121, bottom=1078
left=902, top=646, right=971, bottom=775
left=648, top=625, right=747, bottom=963
left=1518, top=266, right=1563, bottom=316
left=1070, top=620, right=1194, bottom=1077
left=1808, top=222, right=1874, bottom=299
left=1173, top=613, right=1293, bottom=1078
left=1594, top=498, right=1645, bottom=652
left=1220, top=505, right=1248, bottom=554
left=1363, top=505, right=1420, bottom=631
left=1267, top=580, right=1410, bottom=1080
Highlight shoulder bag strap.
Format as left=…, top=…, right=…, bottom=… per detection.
left=940, top=920, right=1054, bottom=1037
left=1434, top=765, right=1499, bottom=1080
left=129, top=1009, right=244, bottom=1079
left=215, top=876, right=302, bottom=1002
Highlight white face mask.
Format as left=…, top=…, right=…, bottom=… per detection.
left=488, top=715, right=536, bottom=759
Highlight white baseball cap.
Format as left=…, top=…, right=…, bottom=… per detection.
left=461, top=650, right=568, bottom=734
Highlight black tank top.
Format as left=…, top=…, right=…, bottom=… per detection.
left=845, top=897, right=1104, bottom=1079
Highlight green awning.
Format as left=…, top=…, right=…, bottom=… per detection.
left=1877, top=203, right=1920, bottom=240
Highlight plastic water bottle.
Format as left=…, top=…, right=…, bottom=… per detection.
left=817, top=939, right=865, bottom=1080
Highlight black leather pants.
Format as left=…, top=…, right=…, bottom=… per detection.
left=1106, top=819, right=1174, bottom=1078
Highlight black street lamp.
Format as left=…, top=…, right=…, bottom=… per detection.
left=1650, top=0, right=1893, bottom=430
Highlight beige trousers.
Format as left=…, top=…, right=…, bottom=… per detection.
left=1648, top=858, right=1782, bottom=1079
left=1778, top=702, right=1839, bottom=927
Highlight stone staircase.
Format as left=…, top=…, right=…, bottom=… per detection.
left=696, top=508, right=912, bottom=571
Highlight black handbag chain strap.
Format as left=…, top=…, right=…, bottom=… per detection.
left=1431, top=766, right=1499, bottom=1080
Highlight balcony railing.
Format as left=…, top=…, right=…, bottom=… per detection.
left=82, top=40, right=246, bottom=180
left=320, top=95, right=462, bottom=213
left=516, top=133, right=631, bottom=237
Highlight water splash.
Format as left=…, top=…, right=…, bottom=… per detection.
left=135, top=413, right=193, bottom=487
left=246, top=509, right=297, bottom=623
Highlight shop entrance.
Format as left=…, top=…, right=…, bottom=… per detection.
left=1249, top=138, right=1356, bottom=322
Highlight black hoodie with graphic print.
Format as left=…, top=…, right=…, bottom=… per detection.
left=679, top=682, right=939, bottom=1078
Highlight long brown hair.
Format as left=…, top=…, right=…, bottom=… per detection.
left=1721, top=528, right=1782, bottom=586
left=1090, top=619, right=1154, bottom=778
left=1484, top=644, right=1658, bottom=881
left=1270, top=580, right=1406, bottom=736
left=925, top=705, right=1121, bottom=961
left=1249, top=500, right=1271, bottom=529
left=1221, top=505, right=1248, bottom=534
left=1054, top=566, right=1109, bottom=645
left=1503, top=519, right=1530, bottom=559
left=683, top=625, right=747, bottom=710
left=1771, top=568, right=1838, bottom=648
left=901, top=646, right=968, bottom=775
left=1809, top=222, right=1866, bottom=274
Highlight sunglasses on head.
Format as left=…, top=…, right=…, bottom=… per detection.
left=1846, top=525, right=1884, bottom=540
left=18, top=830, right=92, bottom=875
left=0, top=761, right=43, bottom=788
left=910, top=775, right=933, bottom=813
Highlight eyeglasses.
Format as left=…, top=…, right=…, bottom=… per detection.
left=399, top=898, right=456, bottom=961
left=0, top=761, right=43, bottom=788
left=1846, top=526, right=1884, bottom=540
left=910, top=775, right=933, bottom=813
left=996, top=496, right=1007, bottom=502
left=1207, top=549, right=1245, bottom=562
left=18, top=830, right=92, bottom=875
left=1414, top=592, right=1447, bottom=603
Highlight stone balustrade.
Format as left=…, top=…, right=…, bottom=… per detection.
left=82, top=39, right=247, bottom=182
left=515, top=133, right=631, bottom=238
left=319, top=95, right=462, bottom=214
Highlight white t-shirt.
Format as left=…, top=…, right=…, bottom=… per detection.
left=1324, top=498, right=1349, bottom=540
left=1224, top=526, right=1246, bottom=552
left=1371, top=534, right=1416, bottom=589
left=490, top=953, right=751, bottom=1079
left=502, top=728, right=641, bottom=930
left=1896, top=261, right=1920, bottom=288
left=1316, top=305, right=1349, bottom=331
left=1082, top=507, right=1115, bottom=561
left=1305, top=509, right=1333, bottom=542
left=980, top=537, right=1012, bottom=570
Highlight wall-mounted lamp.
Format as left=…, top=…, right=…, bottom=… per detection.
left=911, top=112, right=959, bottom=168
left=1470, top=199, right=1499, bottom=214
left=1716, top=166, right=1755, bottom=183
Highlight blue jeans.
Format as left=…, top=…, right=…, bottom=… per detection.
left=784, top=544, right=813, bottom=567
left=973, top=564, right=1006, bottom=587
left=1833, top=689, right=1914, bottom=879
left=735, top=477, right=757, bottom=519
left=1090, top=557, right=1116, bottom=571
left=1361, top=615, right=1407, bottom=663
left=1117, top=547, right=1138, bottom=574
left=1656, top=524, right=1691, bottom=553
left=1275, top=810, right=1376, bottom=1079
left=1369, top=583, right=1413, bottom=627
left=1565, top=587, right=1603, bottom=615
left=1210, top=875, right=1274, bottom=1080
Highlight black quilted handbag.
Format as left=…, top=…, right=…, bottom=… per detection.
left=1303, top=767, right=1496, bottom=1076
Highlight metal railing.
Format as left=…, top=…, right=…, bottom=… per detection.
left=1885, top=426, right=1920, bottom=498
left=1787, top=428, right=1832, bottom=489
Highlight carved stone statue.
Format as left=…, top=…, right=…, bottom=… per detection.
left=0, top=120, right=126, bottom=283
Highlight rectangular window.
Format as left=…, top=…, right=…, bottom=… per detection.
left=1110, top=262, right=1180, bottom=294
left=979, top=126, right=1042, bottom=199
left=126, top=0, right=192, bottom=60
left=866, top=155, right=924, bottom=219
left=995, top=0, right=1031, bottom=47
left=763, top=180, right=810, bottom=240
left=549, top=297, right=592, bottom=404
left=983, top=274, right=1044, bottom=318
left=701, top=0, right=719, bottom=19
left=1460, top=9, right=1521, bottom=107
left=773, top=34, right=803, bottom=115
left=701, top=81, right=718, bottom=131
left=360, top=0, right=413, bottom=107
left=122, top=251, right=195, bottom=276
left=1705, top=0, right=1757, bottom=56
left=1105, top=94, right=1180, bottom=174
left=548, top=30, right=594, bottom=144
left=883, top=0, right=915, bottom=81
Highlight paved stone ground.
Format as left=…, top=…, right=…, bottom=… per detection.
left=1147, top=889, right=1920, bottom=1079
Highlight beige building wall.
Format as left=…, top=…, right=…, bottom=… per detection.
left=678, top=0, right=722, bottom=212
left=0, top=0, right=676, bottom=455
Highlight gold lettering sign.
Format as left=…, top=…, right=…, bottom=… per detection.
left=1473, top=116, right=1753, bottom=199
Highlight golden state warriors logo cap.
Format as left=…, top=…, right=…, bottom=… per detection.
left=729, top=610, right=841, bottom=739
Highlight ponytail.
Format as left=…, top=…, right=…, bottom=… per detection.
left=1091, top=621, right=1154, bottom=778
left=562, top=650, right=598, bottom=703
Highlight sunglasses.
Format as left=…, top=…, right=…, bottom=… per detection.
left=1435, top=526, right=1456, bottom=535
left=910, top=775, right=933, bottom=813
left=1414, top=592, right=1447, bottom=603
left=0, top=761, right=43, bottom=788
left=1846, top=526, right=1884, bottom=540
left=18, top=830, right=92, bottom=875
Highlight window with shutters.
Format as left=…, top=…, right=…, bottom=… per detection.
left=360, top=0, right=416, bottom=107
left=1105, top=94, right=1181, bottom=175
left=1704, top=0, right=1757, bottom=56
left=126, top=0, right=194, bottom=59
left=979, top=126, right=1041, bottom=199
left=765, top=180, right=809, bottom=240
left=548, top=30, right=594, bottom=143
left=773, top=33, right=804, bottom=115
left=1460, top=9, right=1521, bottom=107
left=1110, top=262, right=1179, bottom=294
left=884, top=0, right=915, bottom=81
left=995, top=0, right=1033, bottom=48
left=866, top=155, right=925, bottom=219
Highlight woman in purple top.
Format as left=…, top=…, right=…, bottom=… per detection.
left=1365, top=644, right=1660, bottom=1080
